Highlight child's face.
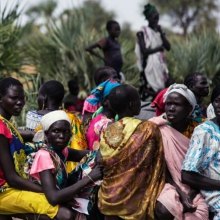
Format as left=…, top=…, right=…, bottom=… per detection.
left=46, top=120, right=72, bottom=150
left=109, top=23, right=121, bottom=38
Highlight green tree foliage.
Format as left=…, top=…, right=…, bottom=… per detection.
left=26, top=0, right=57, bottom=20
left=25, top=0, right=139, bottom=91
left=149, top=0, right=219, bottom=35
left=167, top=31, right=220, bottom=86
left=0, top=3, right=23, bottom=76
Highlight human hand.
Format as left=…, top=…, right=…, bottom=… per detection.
left=180, top=193, right=197, bottom=213
left=65, top=199, right=80, bottom=209
left=89, top=165, right=103, bottom=182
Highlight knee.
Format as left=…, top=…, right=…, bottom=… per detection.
left=55, top=207, right=74, bottom=220
left=154, top=201, right=174, bottom=220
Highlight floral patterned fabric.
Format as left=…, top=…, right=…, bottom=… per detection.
left=183, top=120, right=220, bottom=216
left=0, top=116, right=28, bottom=189
left=86, top=114, right=112, bottom=150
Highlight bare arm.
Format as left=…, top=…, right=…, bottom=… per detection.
left=0, top=135, right=42, bottom=192
left=40, top=165, right=102, bottom=206
left=18, top=129, right=35, bottom=142
left=67, top=148, right=90, bottom=162
left=136, top=31, right=164, bottom=58
left=166, top=168, right=197, bottom=212
left=85, top=43, right=105, bottom=61
left=182, top=170, right=220, bottom=191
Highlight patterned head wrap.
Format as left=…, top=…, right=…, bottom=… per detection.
left=40, top=110, right=70, bottom=131
left=143, top=3, right=157, bottom=20
left=82, top=79, right=121, bottom=114
left=164, top=84, right=197, bottom=112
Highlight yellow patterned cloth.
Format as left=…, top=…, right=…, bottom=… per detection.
left=0, top=116, right=59, bottom=218
left=98, top=117, right=165, bottom=220
left=0, top=185, right=58, bottom=218
left=65, top=112, right=88, bottom=172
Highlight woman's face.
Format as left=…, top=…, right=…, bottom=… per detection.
left=148, top=12, right=159, bottom=27
left=46, top=120, right=71, bottom=150
left=0, top=85, right=25, bottom=117
left=212, top=94, right=220, bottom=119
left=165, top=92, right=192, bottom=124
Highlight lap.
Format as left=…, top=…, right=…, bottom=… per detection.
left=0, top=187, right=58, bottom=219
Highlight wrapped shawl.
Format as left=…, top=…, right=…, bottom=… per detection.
left=98, top=117, right=165, bottom=219
left=149, top=116, right=208, bottom=220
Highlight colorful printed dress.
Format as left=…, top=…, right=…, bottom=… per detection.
left=86, top=114, right=112, bottom=150
left=0, top=115, right=59, bottom=218
left=183, top=120, right=220, bottom=219
left=29, top=144, right=68, bottom=189
left=0, top=115, right=28, bottom=189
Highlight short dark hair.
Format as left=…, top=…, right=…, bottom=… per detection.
left=106, top=20, right=119, bottom=32
left=40, top=80, right=64, bottom=104
left=0, top=77, right=23, bottom=96
left=108, top=84, right=140, bottom=115
left=184, top=72, right=204, bottom=89
left=94, top=66, right=117, bottom=85
left=68, top=78, right=79, bottom=96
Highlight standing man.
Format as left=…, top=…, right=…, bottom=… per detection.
left=86, top=20, right=123, bottom=81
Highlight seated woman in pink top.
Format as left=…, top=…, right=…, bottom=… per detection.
left=27, top=110, right=103, bottom=218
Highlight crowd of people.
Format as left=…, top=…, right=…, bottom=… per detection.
left=0, top=2, right=219, bottom=220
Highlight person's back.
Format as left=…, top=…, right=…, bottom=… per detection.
left=98, top=84, right=165, bottom=219
left=26, top=80, right=65, bottom=131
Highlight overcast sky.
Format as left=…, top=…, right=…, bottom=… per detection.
left=1, top=0, right=174, bottom=31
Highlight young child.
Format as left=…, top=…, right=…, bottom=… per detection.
left=82, top=66, right=120, bottom=125
left=26, top=110, right=103, bottom=218
left=63, top=77, right=84, bottom=114
left=86, top=20, right=123, bottom=80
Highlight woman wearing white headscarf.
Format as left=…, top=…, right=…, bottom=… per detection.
left=25, top=110, right=103, bottom=219
left=150, top=84, right=208, bottom=220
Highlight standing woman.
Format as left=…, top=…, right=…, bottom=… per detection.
left=0, top=77, right=73, bottom=219
left=135, top=3, right=171, bottom=96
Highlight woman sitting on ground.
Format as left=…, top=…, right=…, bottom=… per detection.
left=0, top=77, right=74, bottom=220
left=27, top=110, right=103, bottom=219
left=98, top=84, right=165, bottom=220
left=150, top=84, right=208, bottom=220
